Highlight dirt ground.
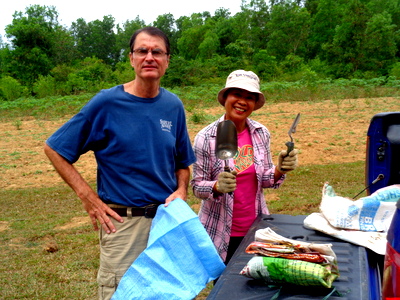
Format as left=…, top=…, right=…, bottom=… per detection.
left=0, top=97, right=399, bottom=190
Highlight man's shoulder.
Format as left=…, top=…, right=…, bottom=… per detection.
left=98, top=85, right=123, bottom=96
left=89, top=85, right=123, bottom=102
left=160, top=88, right=180, bottom=101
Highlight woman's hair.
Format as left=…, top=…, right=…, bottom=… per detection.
left=222, top=88, right=259, bottom=102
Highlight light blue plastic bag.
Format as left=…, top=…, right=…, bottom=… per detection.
left=111, top=198, right=225, bottom=300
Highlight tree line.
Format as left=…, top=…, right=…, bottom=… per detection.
left=0, top=0, right=399, bottom=100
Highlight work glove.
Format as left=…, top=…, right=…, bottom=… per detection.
left=278, top=149, right=299, bottom=174
left=215, top=171, right=237, bottom=194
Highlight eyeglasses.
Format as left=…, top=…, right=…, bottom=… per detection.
left=132, top=48, right=169, bottom=58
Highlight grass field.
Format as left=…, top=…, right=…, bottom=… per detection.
left=0, top=91, right=398, bottom=299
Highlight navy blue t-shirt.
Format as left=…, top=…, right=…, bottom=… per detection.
left=46, top=85, right=196, bottom=206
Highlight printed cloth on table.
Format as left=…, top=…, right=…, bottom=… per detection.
left=243, top=227, right=339, bottom=287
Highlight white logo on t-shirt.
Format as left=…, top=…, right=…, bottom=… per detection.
left=160, top=119, right=172, bottom=132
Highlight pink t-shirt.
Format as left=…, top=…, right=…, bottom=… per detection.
left=231, top=128, right=257, bottom=236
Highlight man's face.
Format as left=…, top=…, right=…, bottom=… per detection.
left=129, top=32, right=170, bottom=81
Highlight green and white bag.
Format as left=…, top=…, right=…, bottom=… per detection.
left=240, top=227, right=339, bottom=288
left=240, top=256, right=337, bottom=288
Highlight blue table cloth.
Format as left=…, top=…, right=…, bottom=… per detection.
left=112, top=198, right=225, bottom=300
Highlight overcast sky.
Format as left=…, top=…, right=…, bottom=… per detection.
left=1, top=0, right=243, bottom=41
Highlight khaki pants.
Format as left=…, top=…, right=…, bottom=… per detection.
left=97, top=215, right=152, bottom=300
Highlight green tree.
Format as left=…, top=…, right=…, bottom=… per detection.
left=252, top=50, right=280, bottom=80
left=198, top=30, right=220, bottom=60
left=5, top=5, right=74, bottom=86
left=367, top=0, right=400, bottom=58
left=304, top=0, right=320, bottom=16
left=6, top=5, right=59, bottom=51
left=363, top=12, right=397, bottom=75
left=240, top=0, right=270, bottom=49
left=0, top=45, right=11, bottom=76
left=163, top=56, right=202, bottom=86
left=152, top=14, right=177, bottom=54
left=266, top=1, right=311, bottom=60
left=176, top=12, right=207, bottom=32
left=177, top=14, right=209, bottom=59
left=322, top=0, right=371, bottom=77
left=71, top=15, right=119, bottom=66
left=210, top=8, right=237, bottom=56
left=225, top=39, right=254, bottom=67
left=115, top=17, right=146, bottom=62
left=367, top=0, right=400, bottom=28
left=52, top=26, right=79, bottom=66
left=309, top=0, right=345, bottom=59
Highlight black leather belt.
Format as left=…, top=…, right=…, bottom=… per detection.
left=108, top=204, right=158, bottom=218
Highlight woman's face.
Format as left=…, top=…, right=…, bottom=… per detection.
left=224, top=88, right=257, bottom=126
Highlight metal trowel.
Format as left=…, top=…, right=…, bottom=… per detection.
left=285, top=113, right=301, bottom=154
left=281, top=113, right=301, bottom=172
left=216, top=120, right=238, bottom=172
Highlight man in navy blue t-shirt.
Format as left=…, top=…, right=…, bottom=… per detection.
left=44, top=27, right=196, bottom=299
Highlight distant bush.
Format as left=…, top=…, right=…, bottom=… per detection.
left=190, top=111, right=208, bottom=124
left=64, top=73, right=88, bottom=95
left=389, top=62, right=400, bottom=79
left=0, top=76, right=27, bottom=101
left=33, top=75, right=58, bottom=98
left=113, top=61, right=134, bottom=84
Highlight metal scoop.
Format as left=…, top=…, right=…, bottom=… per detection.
left=216, top=120, right=238, bottom=172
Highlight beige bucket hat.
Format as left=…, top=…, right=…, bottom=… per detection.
left=217, top=70, right=266, bottom=110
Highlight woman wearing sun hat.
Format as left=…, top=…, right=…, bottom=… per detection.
left=190, top=70, right=299, bottom=264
